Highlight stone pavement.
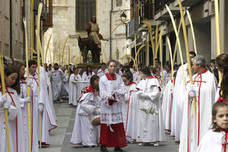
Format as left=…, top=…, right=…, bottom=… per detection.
left=40, top=102, right=179, bottom=152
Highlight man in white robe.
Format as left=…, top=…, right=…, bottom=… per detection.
left=51, top=63, right=64, bottom=102
left=179, top=55, right=217, bottom=152
left=69, top=68, right=82, bottom=106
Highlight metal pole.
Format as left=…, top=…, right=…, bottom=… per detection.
left=109, top=0, right=113, bottom=59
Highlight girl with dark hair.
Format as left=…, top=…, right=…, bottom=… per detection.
left=0, top=65, right=26, bottom=152
left=82, top=65, right=95, bottom=82
left=197, top=102, right=228, bottom=152
left=121, top=72, right=138, bottom=142
left=71, top=75, right=100, bottom=147
left=215, top=53, right=228, bottom=101
left=69, top=67, right=82, bottom=106
left=136, top=66, right=165, bottom=146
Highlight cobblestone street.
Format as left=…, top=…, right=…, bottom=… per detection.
left=40, top=102, right=179, bottom=152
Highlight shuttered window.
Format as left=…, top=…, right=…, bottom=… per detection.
left=76, top=0, right=96, bottom=32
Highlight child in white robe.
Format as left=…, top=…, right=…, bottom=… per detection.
left=121, top=72, right=138, bottom=142
left=0, top=65, right=26, bottom=152
left=136, top=67, right=165, bottom=146
left=69, top=67, right=82, bottom=106
left=197, top=101, right=228, bottom=152
left=71, top=75, right=100, bottom=146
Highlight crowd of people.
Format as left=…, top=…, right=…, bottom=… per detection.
left=0, top=52, right=227, bottom=152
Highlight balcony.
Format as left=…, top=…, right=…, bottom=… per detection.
left=155, top=0, right=175, bottom=14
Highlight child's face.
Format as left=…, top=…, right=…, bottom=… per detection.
left=5, top=73, right=18, bottom=87
left=214, top=106, right=228, bottom=130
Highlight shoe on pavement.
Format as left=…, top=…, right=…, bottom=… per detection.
left=100, top=146, right=109, bottom=152
left=154, top=143, right=159, bottom=147
left=114, top=147, right=124, bottom=152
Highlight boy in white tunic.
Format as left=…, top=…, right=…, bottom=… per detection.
left=99, top=60, right=127, bottom=152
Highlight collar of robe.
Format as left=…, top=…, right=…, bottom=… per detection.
left=147, top=76, right=155, bottom=79
left=85, top=85, right=95, bottom=93
left=128, top=81, right=136, bottom=86
left=217, top=97, right=228, bottom=103
left=197, top=69, right=208, bottom=75
left=106, top=73, right=116, bottom=80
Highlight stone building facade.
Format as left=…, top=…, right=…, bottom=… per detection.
left=44, top=0, right=132, bottom=65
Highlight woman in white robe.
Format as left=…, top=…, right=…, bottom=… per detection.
left=82, top=66, right=95, bottom=82
left=0, top=66, right=25, bottom=152
left=136, top=67, right=165, bottom=146
left=69, top=67, right=82, bottom=106
left=71, top=75, right=100, bottom=146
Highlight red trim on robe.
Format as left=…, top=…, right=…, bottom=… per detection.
left=222, top=129, right=228, bottom=152
left=6, top=87, right=18, bottom=152
left=105, top=73, right=116, bottom=80
left=127, top=81, right=136, bottom=86
left=100, top=123, right=127, bottom=147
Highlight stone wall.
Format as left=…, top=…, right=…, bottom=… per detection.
left=44, top=0, right=132, bottom=65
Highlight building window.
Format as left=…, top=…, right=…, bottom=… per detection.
left=116, top=0, right=122, bottom=7
left=76, top=0, right=96, bottom=32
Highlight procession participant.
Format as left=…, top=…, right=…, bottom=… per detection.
left=171, top=51, right=196, bottom=141
left=17, top=63, right=33, bottom=152
left=161, top=72, right=176, bottom=132
left=97, top=63, right=108, bottom=78
left=121, top=72, right=138, bottom=142
left=71, top=75, right=100, bottom=146
left=215, top=53, right=228, bottom=100
left=38, top=65, right=58, bottom=146
left=197, top=102, right=228, bottom=152
left=82, top=65, right=95, bottom=82
left=69, top=67, right=82, bottom=106
left=51, top=63, right=64, bottom=102
left=0, top=65, right=26, bottom=152
left=24, top=60, right=41, bottom=152
left=179, top=55, right=217, bottom=152
left=99, top=60, right=127, bottom=152
left=136, top=67, right=165, bottom=146
left=121, top=72, right=136, bottom=130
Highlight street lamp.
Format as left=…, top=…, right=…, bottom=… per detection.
left=120, top=12, right=127, bottom=22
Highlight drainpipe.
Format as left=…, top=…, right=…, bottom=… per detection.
left=10, top=0, right=13, bottom=58
left=110, top=0, right=113, bottom=59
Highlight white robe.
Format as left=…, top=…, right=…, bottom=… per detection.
left=161, top=80, right=174, bottom=131
left=136, top=77, right=165, bottom=143
left=70, top=92, right=100, bottom=146
left=51, top=69, right=64, bottom=101
left=122, top=83, right=137, bottom=130
left=179, top=70, right=217, bottom=152
left=124, top=83, right=139, bottom=141
left=99, top=74, right=125, bottom=125
left=97, top=69, right=108, bottom=78
left=171, top=64, right=188, bottom=140
left=69, top=74, right=82, bottom=106
left=82, top=72, right=95, bottom=82
left=0, top=88, right=25, bottom=152
left=38, top=67, right=58, bottom=144
left=197, top=130, right=228, bottom=152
